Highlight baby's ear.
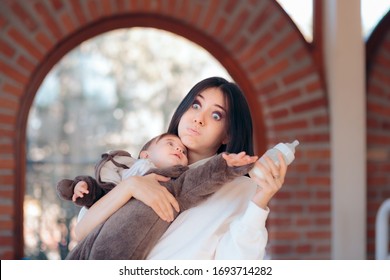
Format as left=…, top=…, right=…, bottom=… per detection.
left=139, top=151, right=149, bottom=159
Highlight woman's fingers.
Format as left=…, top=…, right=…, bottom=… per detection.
left=250, top=154, right=289, bottom=208
left=154, top=174, right=171, bottom=182
left=132, top=173, right=179, bottom=222
left=152, top=189, right=179, bottom=222
left=263, top=154, right=287, bottom=183
left=154, top=174, right=179, bottom=220
left=150, top=201, right=172, bottom=222
left=277, top=152, right=287, bottom=178
left=164, top=189, right=180, bottom=213
left=160, top=190, right=179, bottom=221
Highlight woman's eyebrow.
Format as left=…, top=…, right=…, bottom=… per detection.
left=215, top=104, right=227, bottom=114
left=197, top=94, right=227, bottom=113
left=197, top=94, right=205, bottom=101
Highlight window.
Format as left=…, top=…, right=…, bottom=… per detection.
left=277, top=0, right=390, bottom=41
left=362, top=0, right=390, bottom=38
left=276, top=0, right=313, bottom=42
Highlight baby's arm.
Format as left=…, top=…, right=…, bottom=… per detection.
left=57, top=176, right=106, bottom=208
left=171, top=152, right=257, bottom=211
left=146, top=152, right=256, bottom=181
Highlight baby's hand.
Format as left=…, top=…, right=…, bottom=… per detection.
left=72, top=181, right=89, bottom=202
left=222, top=152, right=258, bottom=167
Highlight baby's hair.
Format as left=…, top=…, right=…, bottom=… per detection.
left=138, top=133, right=179, bottom=159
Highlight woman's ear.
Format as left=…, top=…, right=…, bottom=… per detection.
left=139, top=151, right=149, bottom=159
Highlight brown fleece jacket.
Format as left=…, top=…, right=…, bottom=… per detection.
left=57, top=150, right=135, bottom=208
left=65, top=154, right=254, bottom=260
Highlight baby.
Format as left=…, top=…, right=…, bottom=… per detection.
left=57, top=133, right=257, bottom=259
left=57, top=133, right=188, bottom=208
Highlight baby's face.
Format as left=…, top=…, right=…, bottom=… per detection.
left=147, top=135, right=188, bottom=168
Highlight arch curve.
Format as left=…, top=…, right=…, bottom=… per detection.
left=0, top=0, right=328, bottom=260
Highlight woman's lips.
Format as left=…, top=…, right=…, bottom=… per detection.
left=187, top=127, right=200, bottom=136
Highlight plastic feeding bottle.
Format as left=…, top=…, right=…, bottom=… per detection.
left=249, top=140, right=300, bottom=179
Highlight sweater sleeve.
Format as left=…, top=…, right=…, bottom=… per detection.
left=173, top=154, right=254, bottom=211
left=73, top=175, right=106, bottom=208
left=214, top=201, right=269, bottom=259
left=56, top=175, right=106, bottom=208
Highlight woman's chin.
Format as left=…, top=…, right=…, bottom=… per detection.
left=180, top=136, right=197, bottom=149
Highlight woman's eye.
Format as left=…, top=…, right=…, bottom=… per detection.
left=191, top=101, right=201, bottom=110
left=212, top=112, right=222, bottom=121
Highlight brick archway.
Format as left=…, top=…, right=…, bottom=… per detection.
left=366, top=11, right=390, bottom=260
left=0, top=0, right=329, bottom=259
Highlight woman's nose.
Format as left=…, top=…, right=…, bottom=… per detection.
left=194, top=114, right=205, bottom=126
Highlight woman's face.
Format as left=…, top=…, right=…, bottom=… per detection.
left=178, top=87, right=229, bottom=163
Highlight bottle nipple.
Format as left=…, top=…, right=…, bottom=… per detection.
left=288, top=140, right=300, bottom=152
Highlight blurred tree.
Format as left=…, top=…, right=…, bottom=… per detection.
left=25, top=27, right=231, bottom=259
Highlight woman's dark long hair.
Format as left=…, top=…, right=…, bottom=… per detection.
left=167, top=77, right=254, bottom=155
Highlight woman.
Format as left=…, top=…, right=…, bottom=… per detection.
left=75, top=77, right=287, bottom=259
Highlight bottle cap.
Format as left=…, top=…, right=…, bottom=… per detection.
left=274, top=140, right=299, bottom=165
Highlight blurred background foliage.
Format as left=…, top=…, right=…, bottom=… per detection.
left=25, top=27, right=231, bottom=259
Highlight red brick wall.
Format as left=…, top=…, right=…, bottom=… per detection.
left=366, top=13, right=390, bottom=260
left=0, top=0, right=352, bottom=260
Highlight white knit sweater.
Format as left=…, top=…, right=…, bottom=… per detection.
left=147, top=155, right=269, bottom=260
